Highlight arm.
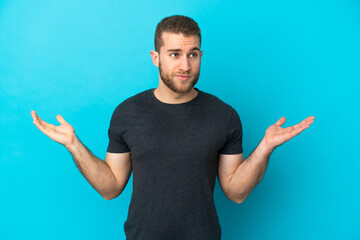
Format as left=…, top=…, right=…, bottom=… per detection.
left=218, top=139, right=272, bottom=204
left=218, top=116, right=315, bottom=204
left=66, top=137, right=132, bottom=200
left=31, top=110, right=132, bottom=200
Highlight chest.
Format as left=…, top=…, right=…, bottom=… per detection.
left=121, top=106, right=228, bottom=166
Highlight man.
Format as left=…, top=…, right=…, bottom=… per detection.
left=31, top=15, right=314, bottom=239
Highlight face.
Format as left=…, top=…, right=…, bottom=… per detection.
left=152, top=32, right=203, bottom=93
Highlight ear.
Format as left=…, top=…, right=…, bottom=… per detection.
left=200, top=50, right=203, bottom=59
left=150, top=50, right=159, bottom=67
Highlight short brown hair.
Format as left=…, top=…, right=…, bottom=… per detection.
left=154, top=15, right=201, bottom=52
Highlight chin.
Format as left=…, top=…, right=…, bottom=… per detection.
left=175, top=83, right=196, bottom=93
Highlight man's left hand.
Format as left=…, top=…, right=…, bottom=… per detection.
left=263, top=116, right=315, bottom=151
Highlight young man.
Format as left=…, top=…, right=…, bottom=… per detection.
left=31, top=15, right=314, bottom=240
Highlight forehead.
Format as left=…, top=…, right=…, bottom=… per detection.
left=160, top=32, right=200, bottom=51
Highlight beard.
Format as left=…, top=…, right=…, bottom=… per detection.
left=159, top=59, right=200, bottom=94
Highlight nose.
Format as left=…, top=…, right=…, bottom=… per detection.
left=179, top=56, right=191, bottom=72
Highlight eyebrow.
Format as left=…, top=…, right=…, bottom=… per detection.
left=167, top=47, right=200, bottom=52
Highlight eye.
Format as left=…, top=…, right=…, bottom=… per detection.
left=170, top=53, right=179, bottom=57
left=190, top=53, right=198, bottom=58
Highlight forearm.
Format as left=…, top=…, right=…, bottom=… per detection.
left=228, top=138, right=273, bottom=203
left=66, top=135, right=118, bottom=199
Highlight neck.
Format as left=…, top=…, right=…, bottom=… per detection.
left=154, top=81, right=198, bottom=104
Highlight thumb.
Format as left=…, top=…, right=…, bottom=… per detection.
left=56, top=115, right=68, bottom=125
left=274, top=117, right=286, bottom=127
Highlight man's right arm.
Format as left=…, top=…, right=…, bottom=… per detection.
left=66, top=136, right=132, bottom=200
left=31, top=110, right=132, bottom=200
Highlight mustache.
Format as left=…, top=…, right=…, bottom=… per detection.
left=174, top=73, right=192, bottom=76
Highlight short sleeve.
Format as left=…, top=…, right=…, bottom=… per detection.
left=219, top=108, right=243, bottom=154
left=107, top=106, right=130, bottom=153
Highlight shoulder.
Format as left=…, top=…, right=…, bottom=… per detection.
left=112, top=89, right=152, bottom=113
left=199, top=90, right=238, bottom=115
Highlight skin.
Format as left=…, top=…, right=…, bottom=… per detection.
left=31, top=31, right=315, bottom=203
left=31, top=110, right=131, bottom=200
left=150, top=32, right=203, bottom=104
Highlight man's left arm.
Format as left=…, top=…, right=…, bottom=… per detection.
left=218, top=116, right=315, bottom=204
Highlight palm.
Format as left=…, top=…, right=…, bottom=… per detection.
left=264, top=116, right=315, bottom=149
left=31, top=110, right=75, bottom=147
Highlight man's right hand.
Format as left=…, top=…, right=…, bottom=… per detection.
left=31, top=110, right=131, bottom=200
left=31, top=110, right=75, bottom=148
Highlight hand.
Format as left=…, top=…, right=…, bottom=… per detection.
left=31, top=110, right=76, bottom=148
left=263, top=116, right=315, bottom=151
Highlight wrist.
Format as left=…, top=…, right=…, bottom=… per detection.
left=65, top=134, right=80, bottom=153
left=258, top=137, right=275, bottom=155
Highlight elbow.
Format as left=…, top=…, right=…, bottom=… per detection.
left=103, top=195, right=114, bottom=200
left=102, top=184, right=126, bottom=200
left=233, top=196, right=246, bottom=204
left=225, top=188, right=247, bottom=204
left=102, top=191, right=120, bottom=201
left=230, top=192, right=248, bottom=204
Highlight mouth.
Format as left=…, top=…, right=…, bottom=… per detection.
left=175, top=75, right=191, bottom=81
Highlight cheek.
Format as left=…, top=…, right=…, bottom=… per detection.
left=192, top=61, right=201, bottom=70
left=163, top=63, right=174, bottom=72
left=167, top=63, right=178, bottom=72
left=161, top=58, right=174, bottom=68
left=161, top=63, right=177, bottom=76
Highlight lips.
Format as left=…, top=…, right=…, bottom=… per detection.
left=175, top=75, right=191, bottom=80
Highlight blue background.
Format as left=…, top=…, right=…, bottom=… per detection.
left=1, top=0, right=359, bottom=239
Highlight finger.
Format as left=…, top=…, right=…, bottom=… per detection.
left=33, top=113, right=52, bottom=128
left=33, top=118, right=48, bottom=134
left=293, top=124, right=309, bottom=134
left=56, top=115, right=67, bottom=125
left=31, top=110, right=39, bottom=122
left=292, top=121, right=308, bottom=130
left=287, top=122, right=312, bottom=138
left=299, top=117, right=315, bottom=128
left=289, top=121, right=309, bottom=134
left=31, top=111, right=55, bottom=132
left=291, top=116, right=315, bottom=129
left=302, top=116, right=315, bottom=125
left=274, top=117, right=286, bottom=127
left=31, top=110, right=45, bottom=124
left=307, top=116, right=315, bottom=125
left=295, top=125, right=310, bottom=137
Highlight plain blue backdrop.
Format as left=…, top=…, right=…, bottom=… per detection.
left=1, top=0, right=359, bottom=239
